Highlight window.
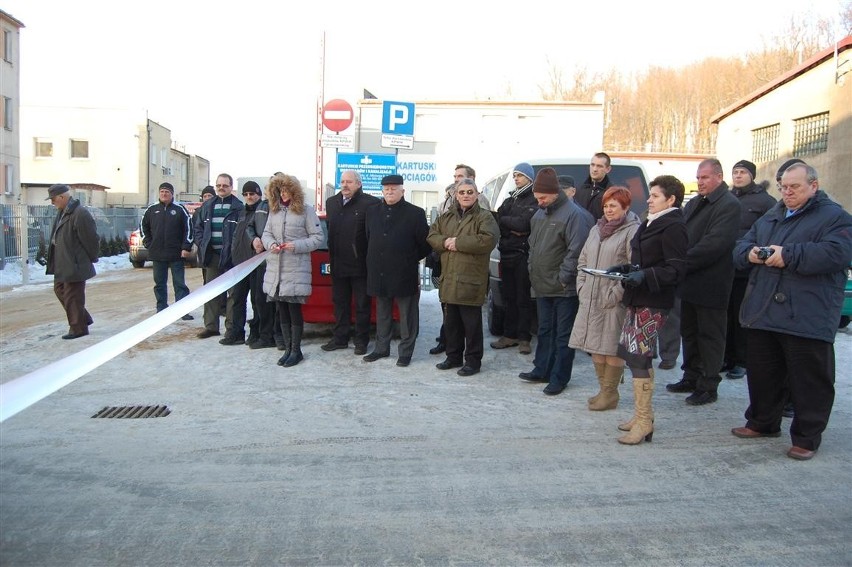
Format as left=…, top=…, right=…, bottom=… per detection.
left=3, top=164, right=11, bottom=194
left=2, top=30, right=10, bottom=63
left=150, top=142, right=157, bottom=165
left=751, top=123, right=779, bottom=163
left=1, top=96, right=10, bottom=130
left=35, top=138, right=53, bottom=158
left=70, top=139, right=89, bottom=159
left=793, top=112, right=829, bottom=157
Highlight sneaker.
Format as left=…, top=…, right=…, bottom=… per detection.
left=490, top=337, right=519, bottom=349
left=725, top=365, right=746, bottom=379
left=321, top=341, right=348, bottom=352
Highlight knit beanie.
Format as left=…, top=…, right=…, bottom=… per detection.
left=776, top=158, right=805, bottom=182
left=513, top=162, right=535, bottom=183
left=732, top=160, right=756, bottom=180
left=242, top=181, right=262, bottom=195
left=533, top=167, right=559, bottom=194
left=158, top=182, right=175, bottom=194
left=200, top=185, right=215, bottom=198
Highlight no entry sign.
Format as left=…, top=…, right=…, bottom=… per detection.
left=322, top=99, right=354, bottom=133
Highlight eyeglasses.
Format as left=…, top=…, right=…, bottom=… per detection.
left=457, top=189, right=476, bottom=196
left=216, top=184, right=231, bottom=189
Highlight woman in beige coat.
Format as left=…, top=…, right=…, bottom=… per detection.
left=569, top=187, right=640, bottom=410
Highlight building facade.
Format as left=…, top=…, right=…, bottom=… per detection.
left=0, top=9, right=24, bottom=205
left=712, top=36, right=851, bottom=211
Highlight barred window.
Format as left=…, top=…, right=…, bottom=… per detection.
left=751, top=124, right=779, bottom=163
left=793, top=112, right=829, bottom=157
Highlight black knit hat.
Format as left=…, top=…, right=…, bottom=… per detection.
left=158, top=182, right=175, bottom=193
left=776, top=158, right=805, bottom=182
left=242, top=181, right=262, bottom=195
left=200, top=185, right=215, bottom=198
left=732, top=160, right=756, bottom=180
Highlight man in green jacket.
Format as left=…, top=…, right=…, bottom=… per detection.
left=427, top=178, right=499, bottom=377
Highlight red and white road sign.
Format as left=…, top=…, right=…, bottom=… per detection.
left=322, top=99, right=354, bottom=132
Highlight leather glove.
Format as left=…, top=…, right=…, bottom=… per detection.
left=605, top=264, right=633, bottom=274
left=622, top=270, right=646, bottom=288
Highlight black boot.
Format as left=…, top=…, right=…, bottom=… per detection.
left=276, top=326, right=292, bottom=366
left=284, top=325, right=304, bottom=367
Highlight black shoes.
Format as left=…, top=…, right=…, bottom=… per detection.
left=61, top=332, right=88, bottom=340
left=219, top=335, right=245, bottom=346
left=249, top=339, right=277, bottom=350
left=283, top=350, right=304, bottom=367
left=321, top=341, right=348, bottom=352
left=457, top=366, right=479, bottom=376
left=363, top=351, right=390, bottom=362
left=197, top=329, right=220, bottom=339
left=782, top=401, right=795, bottom=418
left=658, top=359, right=677, bottom=370
left=429, top=343, right=446, bottom=355
left=396, top=357, right=411, bottom=367
left=543, top=383, right=566, bottom=396
left=181, top=314, right=194, bottom=321
left=436, top=359, right=463, bottom=370
left=354, top=344, right=368, bottom=355
left=685, top=390, right=718, bottom=405
left=666, top=378, right=696, bottom=393
left=726, top=366, right=746, bottom=379
left=519, top=371, right=548, bottom=383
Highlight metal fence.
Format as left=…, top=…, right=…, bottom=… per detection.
left=0, top=204, right=145, bottom=269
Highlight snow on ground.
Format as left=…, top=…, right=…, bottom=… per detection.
left=0, top=254, right=133, bottom=290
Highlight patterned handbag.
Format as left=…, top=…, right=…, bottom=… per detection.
left=619, top=306, right=667, bottom=357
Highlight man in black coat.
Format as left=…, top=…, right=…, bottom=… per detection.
left=140, top=182, right=194, bottom=319
left=362, top=175, right=431, bottom=367
left=575, top=152, right=613, bottom=220
left=666, top=158, right=741, bottom=405
left=322, top=169, right=380, bottom=354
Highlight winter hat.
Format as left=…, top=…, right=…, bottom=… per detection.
left=776, top=158, right=806, bottom=182
left=381, top=174, right=404, bottom=186
left=158, top=182, right=175, bottom=193
left=557, top=175, right=576, bottom=189
left=732, top=160, right=756, bottom=180
left=45, top=184, right=70, bottom=200
left=242, top=181, right=262, bottom=195
left=200, top=185, right=215, bottom=198
left=533, top=167, right=560, bottom=194
left=513, top=162, right=535, bottom=183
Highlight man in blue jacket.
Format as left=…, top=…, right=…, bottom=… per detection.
left=730, top=163, right=852, bottom=460
left=140, top=182, right=194, bottom=319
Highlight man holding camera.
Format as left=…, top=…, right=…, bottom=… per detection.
left=731, top=163, right=851, bottom=460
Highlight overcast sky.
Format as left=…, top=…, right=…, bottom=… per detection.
left=4, top=0, right=847, bottom=184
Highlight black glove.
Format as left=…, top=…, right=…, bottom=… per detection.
left=622, top=270, right=646, bottom=288
left=605, top=264, right=633, bottom=274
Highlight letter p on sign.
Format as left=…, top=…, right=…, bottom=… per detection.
left=382, top=100, right=415, bottom=136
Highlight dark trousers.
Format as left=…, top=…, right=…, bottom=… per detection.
left=533, top=295, right=579, bottom=389
left=724, top=278, right=748, bottom=367
left=202, top=252, right=229, bottom=333
left=54, top=280, right=91, bottom=335
left=374, top=293, right=419, bottom=359
left=659, top=296, right=681, bottom=363
left=681, top=300, right=727, bottom=392
left=152, top=260, right=189, bottom=312
left=444, top=303, right=484, bottom=369
left=331, top=275, right=371, bottom=348
left=226, top=277, right=250, bottom=340
left=249, top=263, right=275, bottom=341
left=745, top=329, right=835, bottom=451
left=499, top=255, right=533, bottom=341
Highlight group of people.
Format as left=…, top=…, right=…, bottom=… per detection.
left=44, top=152, right=850, bottom=459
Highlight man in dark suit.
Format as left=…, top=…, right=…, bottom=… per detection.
left=362, top=175, right=431, bottom=367
left=322, top=170, right=380, bottom=355
left=666, top=158, right=741, bottom=405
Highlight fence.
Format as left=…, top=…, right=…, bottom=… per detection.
left=0, top=204, right=145, bottom=270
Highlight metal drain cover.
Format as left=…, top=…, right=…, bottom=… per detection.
left=92, top=405, right=171, bottom=418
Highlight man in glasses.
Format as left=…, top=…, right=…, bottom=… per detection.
left=193, top=173, right=244, bottom=339
left=427, top=178, right=499, bottom=377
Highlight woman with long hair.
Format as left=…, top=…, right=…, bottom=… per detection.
left=261, top=174, right=323, bottom=367
left=569, top=186, right=640, bottom=411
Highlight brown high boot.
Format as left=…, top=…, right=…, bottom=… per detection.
left=618, top=376, right=654, bottom=445
left=587, top=362, right=608, bottom=406
left=589, top=364, right=623, bottom=411
left=618, top=368, right=655, bottom=431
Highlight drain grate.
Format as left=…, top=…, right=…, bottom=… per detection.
left=91, top=405, right=171, bottom=418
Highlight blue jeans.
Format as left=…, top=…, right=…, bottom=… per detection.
left=152, top=260, right=189, bottom=311
left=532, top=295, right=579, bottom=389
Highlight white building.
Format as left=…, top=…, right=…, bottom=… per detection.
left=0, top=9, right=24, bottom=205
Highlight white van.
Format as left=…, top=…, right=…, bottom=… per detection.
left=483, top=157, right=650, bottom=336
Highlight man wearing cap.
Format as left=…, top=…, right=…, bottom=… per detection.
left=362, top=175, right=431, bottom=367
left=666, top=158, right=741, bottom=405
left=322, top=170, right=380, bottom=354
left=45, top=184, right=100, bottom=339
left=428, top=178, right=499, bottom=376
left=193, top=185, right=216, bottom=286
left=731, top=163, right=852, bottom=461
left=193, top=173, right=244, bottom=339
left=490, top=162, right=538, bottom=354
left=575, top=152, right=613, bottom=220
left=558, top=175, right=577, bottom=199
left=722, top=159, right=776, bottom=379
left=140, top=182, right=194, bottom=319
left=519, top=168, right=594, bottom=395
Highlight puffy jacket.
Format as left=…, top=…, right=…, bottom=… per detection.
left=140, top=201, right=193, bottom=262
left=496, top=184, right=538, bottom=260
left=527, top=193, right=594, bottom=298
left=427, top=201, right=499, bottom=306
left=733, top=191, right=852, bottom=343
left=261, top=205, right=323, bottom=299
left=46, top=198, right=99, bottom=282
left=325, top=190, right=380, bottom=278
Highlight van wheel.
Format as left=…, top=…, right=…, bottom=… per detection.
left=131, top=260, right=145, bottom=269
left=840, top=315, right=850, bottom=329
left=487, top=289, right=504, bottom=337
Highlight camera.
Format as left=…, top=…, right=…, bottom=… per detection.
left=756, top=247, right=774, bottom=260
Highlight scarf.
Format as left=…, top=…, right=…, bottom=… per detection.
left=646, top=207, right=677, bottom=226
left=596, top=213, right=627, bottom=240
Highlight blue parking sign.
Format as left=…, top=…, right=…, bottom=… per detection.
left=382, top=101, right=415, bottom=136
left=336, top=153, right=397, bottom=196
